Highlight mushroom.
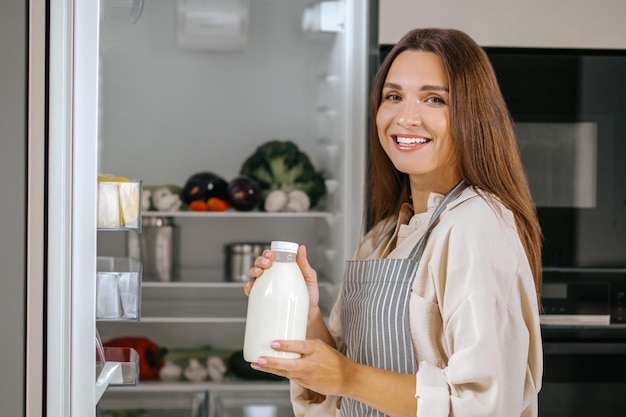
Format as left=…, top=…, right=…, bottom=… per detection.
left=264, top=189, right=289, bottom=212
left=286, top=190, right=311, bottom=212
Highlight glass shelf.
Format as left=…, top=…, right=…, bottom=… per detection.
left=107, top=378, right=289, bottom=393
left=137, top=281, right=335, bottom=323
left=141, top=210, right=337, bottom=220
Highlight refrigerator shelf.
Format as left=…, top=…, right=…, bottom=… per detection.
left=142, top=281, right=334, bottom=296
left=106, top=379, right=289, bottom=393
left=138, top=281, right=334, bottom=323
left=141, top=210, right=338, bottom=220
left=97, top=179, right=142, bottom=231
left=96, top=256, right=142, bottom=321
left=139, top=317, right=247, bottom=324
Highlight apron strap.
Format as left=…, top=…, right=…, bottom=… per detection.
left=407, top=180, right=468, bottom=261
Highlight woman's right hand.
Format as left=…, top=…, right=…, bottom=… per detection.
left=244, top=248, right=274, bottom=296
left=245, top=245, right=320, bottom=309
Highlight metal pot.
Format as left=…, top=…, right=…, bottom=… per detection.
left=127, top=216, right=178, bottom=282
left=224, top=242, right=270, bottom=282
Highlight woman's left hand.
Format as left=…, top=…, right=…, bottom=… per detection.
left=250, top=338, right=354, bottom=397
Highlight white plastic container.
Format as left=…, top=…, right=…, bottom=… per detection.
left=243, top=241, right=309, bottom=362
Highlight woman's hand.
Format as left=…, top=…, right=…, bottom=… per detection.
left=245, top=245, right=320, bottom=309
left=250, top=339, right=355, bottom=397
left=243, top=248, right=274, bottom=296
left=253, top=340, right=418, bottom=417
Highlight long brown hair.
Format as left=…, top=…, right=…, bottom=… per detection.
left=367, top=28, right=543, bottom=294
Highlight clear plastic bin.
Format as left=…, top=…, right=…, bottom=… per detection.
left=97, top=179, right=142, bottom=231
left=97, top=256, right=142, bottom=321
left=102, top=347, right=140, bottom=386
left=95, top=340, right=139, bottom=403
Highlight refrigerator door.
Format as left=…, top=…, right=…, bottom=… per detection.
left=47, top=0, right=100, bottom=416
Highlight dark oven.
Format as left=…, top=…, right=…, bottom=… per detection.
left=485, top=47, right=626, bottom=417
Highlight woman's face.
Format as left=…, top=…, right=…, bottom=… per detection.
left=376, top=50, right=460, bottom=192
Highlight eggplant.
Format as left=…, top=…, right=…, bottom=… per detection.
left=228, top=176, right=261, bottom=211
left=182, top=172, right=229, bottom=205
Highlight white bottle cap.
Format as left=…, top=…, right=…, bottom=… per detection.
left=270, top=240, right=299, bottom=253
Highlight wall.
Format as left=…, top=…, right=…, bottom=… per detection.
left=379, top=0, right=626, bottom=48
left=99, top=0, right=333, bottom=186
left=0, top=0, right=26, bottom=415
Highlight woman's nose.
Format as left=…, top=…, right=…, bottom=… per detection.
left=396, top=100, right=422, bottom=127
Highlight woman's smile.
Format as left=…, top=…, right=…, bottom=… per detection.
left=394, top=135, right=431, bottom=146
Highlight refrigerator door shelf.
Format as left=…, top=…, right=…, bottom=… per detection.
left=95, top=347, right=140, bottom=403
left=97, top=180, right=142, bottom=232
left=96, top=257, right=143, bottom=321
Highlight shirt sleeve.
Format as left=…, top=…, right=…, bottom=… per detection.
left=415, top=294, right=533, bottom=417
left=413, top=199, right=542, bottom=417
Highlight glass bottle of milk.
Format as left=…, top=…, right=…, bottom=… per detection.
left=243, top=240, right=309, bottom=362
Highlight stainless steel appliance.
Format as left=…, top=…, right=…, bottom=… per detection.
left=540, top=267, right=626, bottom=325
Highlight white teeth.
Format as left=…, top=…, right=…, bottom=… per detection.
left=396, top=136, right=429, bottom=144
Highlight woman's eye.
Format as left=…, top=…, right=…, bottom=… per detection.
left=384, top=93, right=401, bottom=102
left=425, top=96, right=445, bottom=105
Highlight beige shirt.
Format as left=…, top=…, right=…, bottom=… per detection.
left=291, top=188, right=543, bottom=417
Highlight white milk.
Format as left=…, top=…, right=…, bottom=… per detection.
left=243, top=241, right=309, bottom=362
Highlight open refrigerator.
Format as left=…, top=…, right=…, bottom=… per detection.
left=46, top=1, right=373, bottom=416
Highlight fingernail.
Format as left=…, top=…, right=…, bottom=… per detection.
left=261, top=258, right=270, bottom=266
left=256, top=357, right=268, bottom=365
left=270, top=341, right=280, bottom=349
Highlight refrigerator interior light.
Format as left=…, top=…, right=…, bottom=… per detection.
left=177, top=0, right=249, bottom=51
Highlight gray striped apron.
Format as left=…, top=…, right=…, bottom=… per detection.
left=340, top=181, right=467, bottom=417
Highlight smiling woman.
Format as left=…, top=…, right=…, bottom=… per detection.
left=375, top=50, right=460, bottom=209
left=246, top=28, right=543, bottom=417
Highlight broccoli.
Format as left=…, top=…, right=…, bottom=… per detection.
left=240, top=140, right=327, bottom=209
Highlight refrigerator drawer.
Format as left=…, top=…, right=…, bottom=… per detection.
left=98, top=390, right=208, bottom=417
left=207, top=389, right=292, bottom=417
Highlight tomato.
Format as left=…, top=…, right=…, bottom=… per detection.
left=189, top=200, right=208, bottom=211
left=207, top=197, right=229, bottom=212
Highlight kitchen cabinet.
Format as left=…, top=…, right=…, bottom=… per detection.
left=379, top=0, right=626, bottom=49
left=95, top=0, right=371, bottom=415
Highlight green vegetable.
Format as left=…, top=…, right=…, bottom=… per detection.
left=240, top=140, right=326, bottom=209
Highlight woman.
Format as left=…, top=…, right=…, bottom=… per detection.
left=245, top=28, right=543, bottom=417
